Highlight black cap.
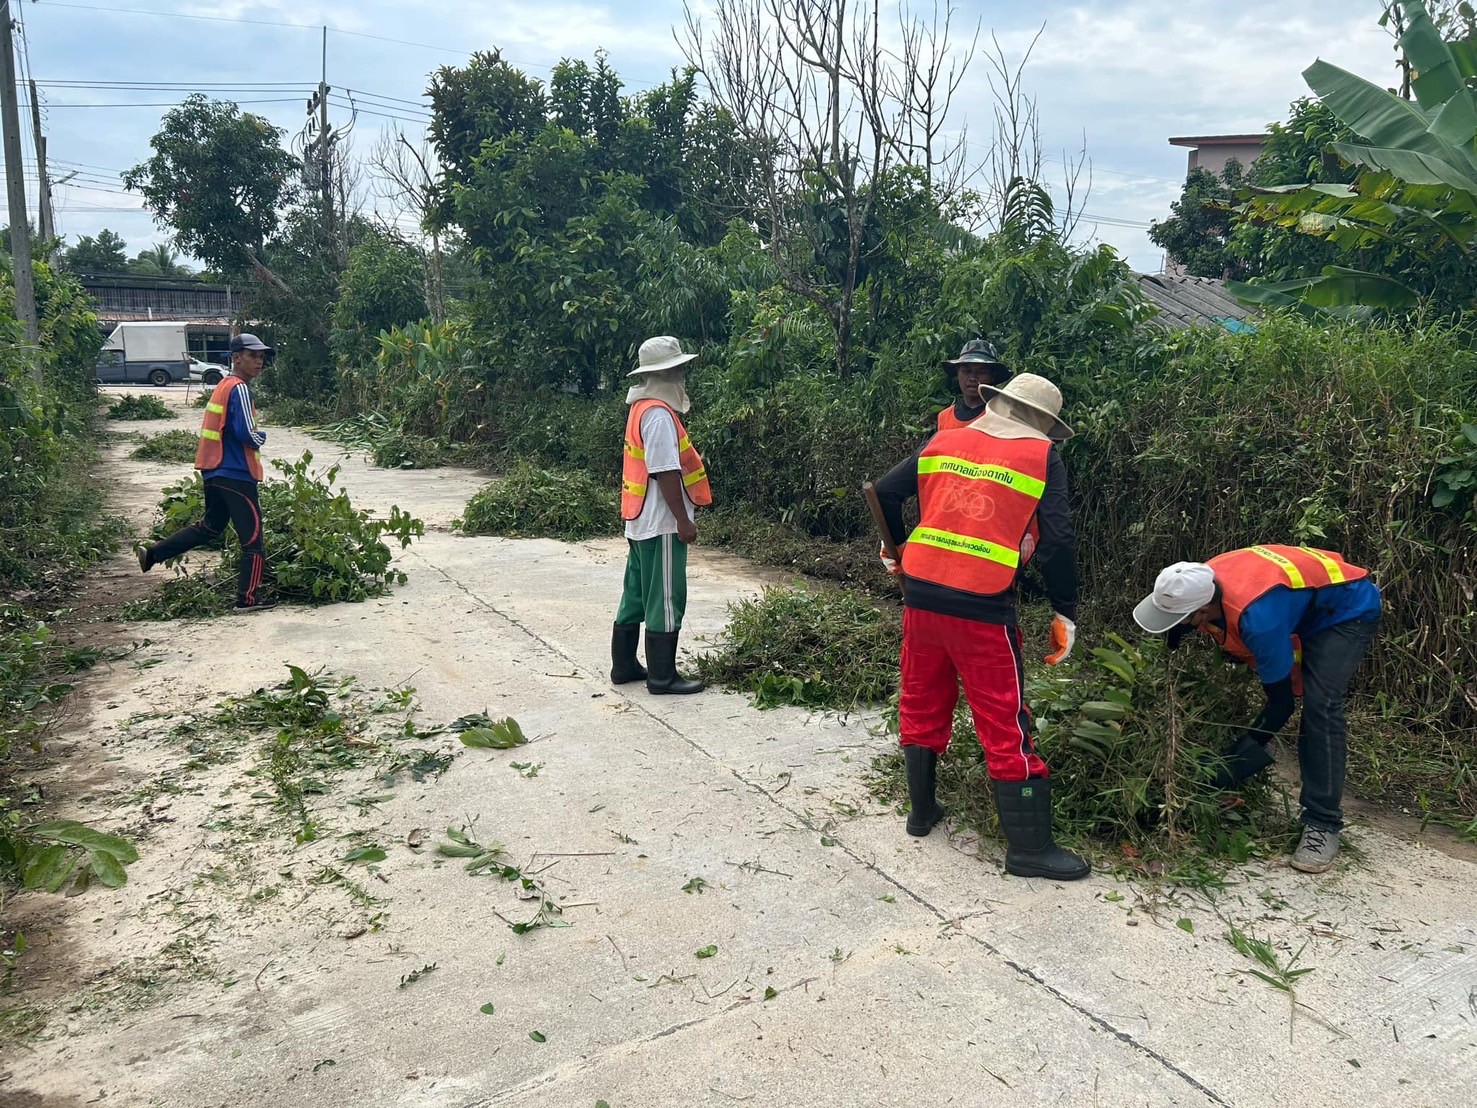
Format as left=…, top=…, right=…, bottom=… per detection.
left=942, top=339, right=1005, bottom=369
left=229, top=333, right=274, bottom=355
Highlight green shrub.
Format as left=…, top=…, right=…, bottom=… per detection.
left=456, top=463, right=619, bottom=541
left=1068, top=315, right=1477, bottom=746
left=106, top=394, right=175, bottom=421
left=258, top=395, right=332, bottom=425
left=130, top=429, right=198, bottom=463
left=126, top=452, right=425, bottom=619
left=696, top=585, right=900, bottom=709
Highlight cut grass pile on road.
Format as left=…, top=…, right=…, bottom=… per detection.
left=125, top=452, right=424, bottom=620
left=129, top=429, right=197, bottom=463
left=696, top=584, right=898, bottom=710
left=455, top=462, right=619, bottom=542
left=106, top=394, right=174, bottom=421
left=312, top=412, right=459, bottom=470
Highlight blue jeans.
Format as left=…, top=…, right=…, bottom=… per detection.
left=1298, top=614, right=1380, bottom=831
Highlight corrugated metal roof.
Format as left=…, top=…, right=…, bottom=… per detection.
left=1138, top=273, right=1253, bottom=331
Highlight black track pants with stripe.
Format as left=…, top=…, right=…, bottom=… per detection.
left=148, top=476, right=267, bottom=606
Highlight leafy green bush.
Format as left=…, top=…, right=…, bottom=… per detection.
left=130, top=429, right=198, bottom=463
left=126, top=452, right=425, bottom=618
left=696, top=586, right=900, bottom=709
left=258, top=395, right=332, bottom=425
left=455, top=463, right=619, bottom=541
left=106, top=394, right=175, bottom=421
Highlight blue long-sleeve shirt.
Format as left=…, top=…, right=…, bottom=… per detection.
left=1236, top=578, right=1383, bottom=684
left=202, top=379, right=267, bottom=483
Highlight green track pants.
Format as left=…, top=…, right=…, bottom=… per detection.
left=614, top=534, right=688, bottom=632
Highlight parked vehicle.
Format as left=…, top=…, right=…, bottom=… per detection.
left=95, top=322, right=192, bottom=386
left=187, top=358, right=225, bottom=385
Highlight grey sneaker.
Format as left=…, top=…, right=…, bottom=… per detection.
left=1291, top=827, right=1340, bottom=873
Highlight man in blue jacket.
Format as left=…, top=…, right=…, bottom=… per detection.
left=137, top=333, right=274, bottom=612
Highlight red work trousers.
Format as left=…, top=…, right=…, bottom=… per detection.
left=898, top=607, right=1048, bottom=782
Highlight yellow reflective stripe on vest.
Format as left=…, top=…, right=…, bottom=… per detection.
left=624, top=441, right=646, bottom=460
left=678, top=435, right=692, bottom=452
left=917, top=454, right=1046, bottom=498
left=623, top=479, right=646, bottom=497
left=682, top=467, right=707, bottom=488
left=1299, top=547, right=1345, bottom=584
left=199, top=429, right=221, bottom=441
left=206, top=402, right=225, bottom=414
left=1248, top=545, right=1305, bottom=589
left=910, top=526, right=1020, bottom=569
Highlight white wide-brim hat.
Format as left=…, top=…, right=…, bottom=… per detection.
left=978, top=373, right=1074, bottom=440
left=629, top=335, right=698, bottom=375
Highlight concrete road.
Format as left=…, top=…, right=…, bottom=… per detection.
left=3, top=391, right=1473, bottom=1108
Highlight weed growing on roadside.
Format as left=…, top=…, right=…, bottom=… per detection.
left=106, top=394, right=174, bottom=421
left=455, top=463, right=619, bottom=542
left=870, top=626, right=1299, bottom=872
left=129, top=429, right=197, bottom=463
left=696, top=585, right=900, bottom=709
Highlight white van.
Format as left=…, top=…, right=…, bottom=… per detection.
left=95, top=322, right=191, bottom=386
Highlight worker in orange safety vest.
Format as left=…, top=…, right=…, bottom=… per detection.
left=611, top=336, right=712, bottom=695
left=136, top=333, right=275, bottom=612
left=1134, top=546, right=1381, bottom=873
left=873, top=373, right=1089, bottom=881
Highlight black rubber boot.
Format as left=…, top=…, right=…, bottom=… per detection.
left=903, top=745, right=947, bottom=837
left=610, top=623, right=647, bottom=684
left=993, top=777, right=1091, bottom=880
left=1208, top=734, right=1275, bottom=790
left=645, top=630, right=704, bottom=695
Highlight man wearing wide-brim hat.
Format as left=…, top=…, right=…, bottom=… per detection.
left=610, top=336, right=713, bottom=695
left=871, top=373, right=1089, bottom=880
left=937, top=339, right=1010, bottom=432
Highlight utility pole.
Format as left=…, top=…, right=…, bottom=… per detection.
left=28, top=78, right=52, bottom=249
left=1, top=0, right=39, bottom=371
left=316, top=27, right=333, bottom=243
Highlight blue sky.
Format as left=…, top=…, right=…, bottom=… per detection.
left=17, top=0, right=1395, bottom=271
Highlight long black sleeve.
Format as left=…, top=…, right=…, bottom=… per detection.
left=1240, top=677, right=1297, bottom=745
left=1034, top=447, right=1078, bottom=620
left=872, top=447, right=921, bottom=552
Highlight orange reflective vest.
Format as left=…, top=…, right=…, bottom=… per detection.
left=937, top=405, right=974, bottom=432
left=194, top=376, right=263, bottom=481
left=1202, top=545, right=1369, bottom=694
left=620, top=399, right=713, bottom=521
left=901, top=428, right=1050, bottom=595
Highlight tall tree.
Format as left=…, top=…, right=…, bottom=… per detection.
left=63, top=229, right=129, bottom=273
left=680, top=0, right=978, bottom=375
left=123, top=95, right=299, bottom=288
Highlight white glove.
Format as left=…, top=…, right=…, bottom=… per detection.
left=879, top=543, right=902, bottom=577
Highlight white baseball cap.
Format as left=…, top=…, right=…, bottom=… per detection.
left=1133, top=562, right=1216, bottom=633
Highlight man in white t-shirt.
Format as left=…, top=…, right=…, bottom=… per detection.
left=612, top=336, right=713, bottom=694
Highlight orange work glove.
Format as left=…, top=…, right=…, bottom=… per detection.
left=1045, top=614, right=1076, bottom=665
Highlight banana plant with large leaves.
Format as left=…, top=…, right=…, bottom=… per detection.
left=1229, top=0, right=1477, bottom=315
